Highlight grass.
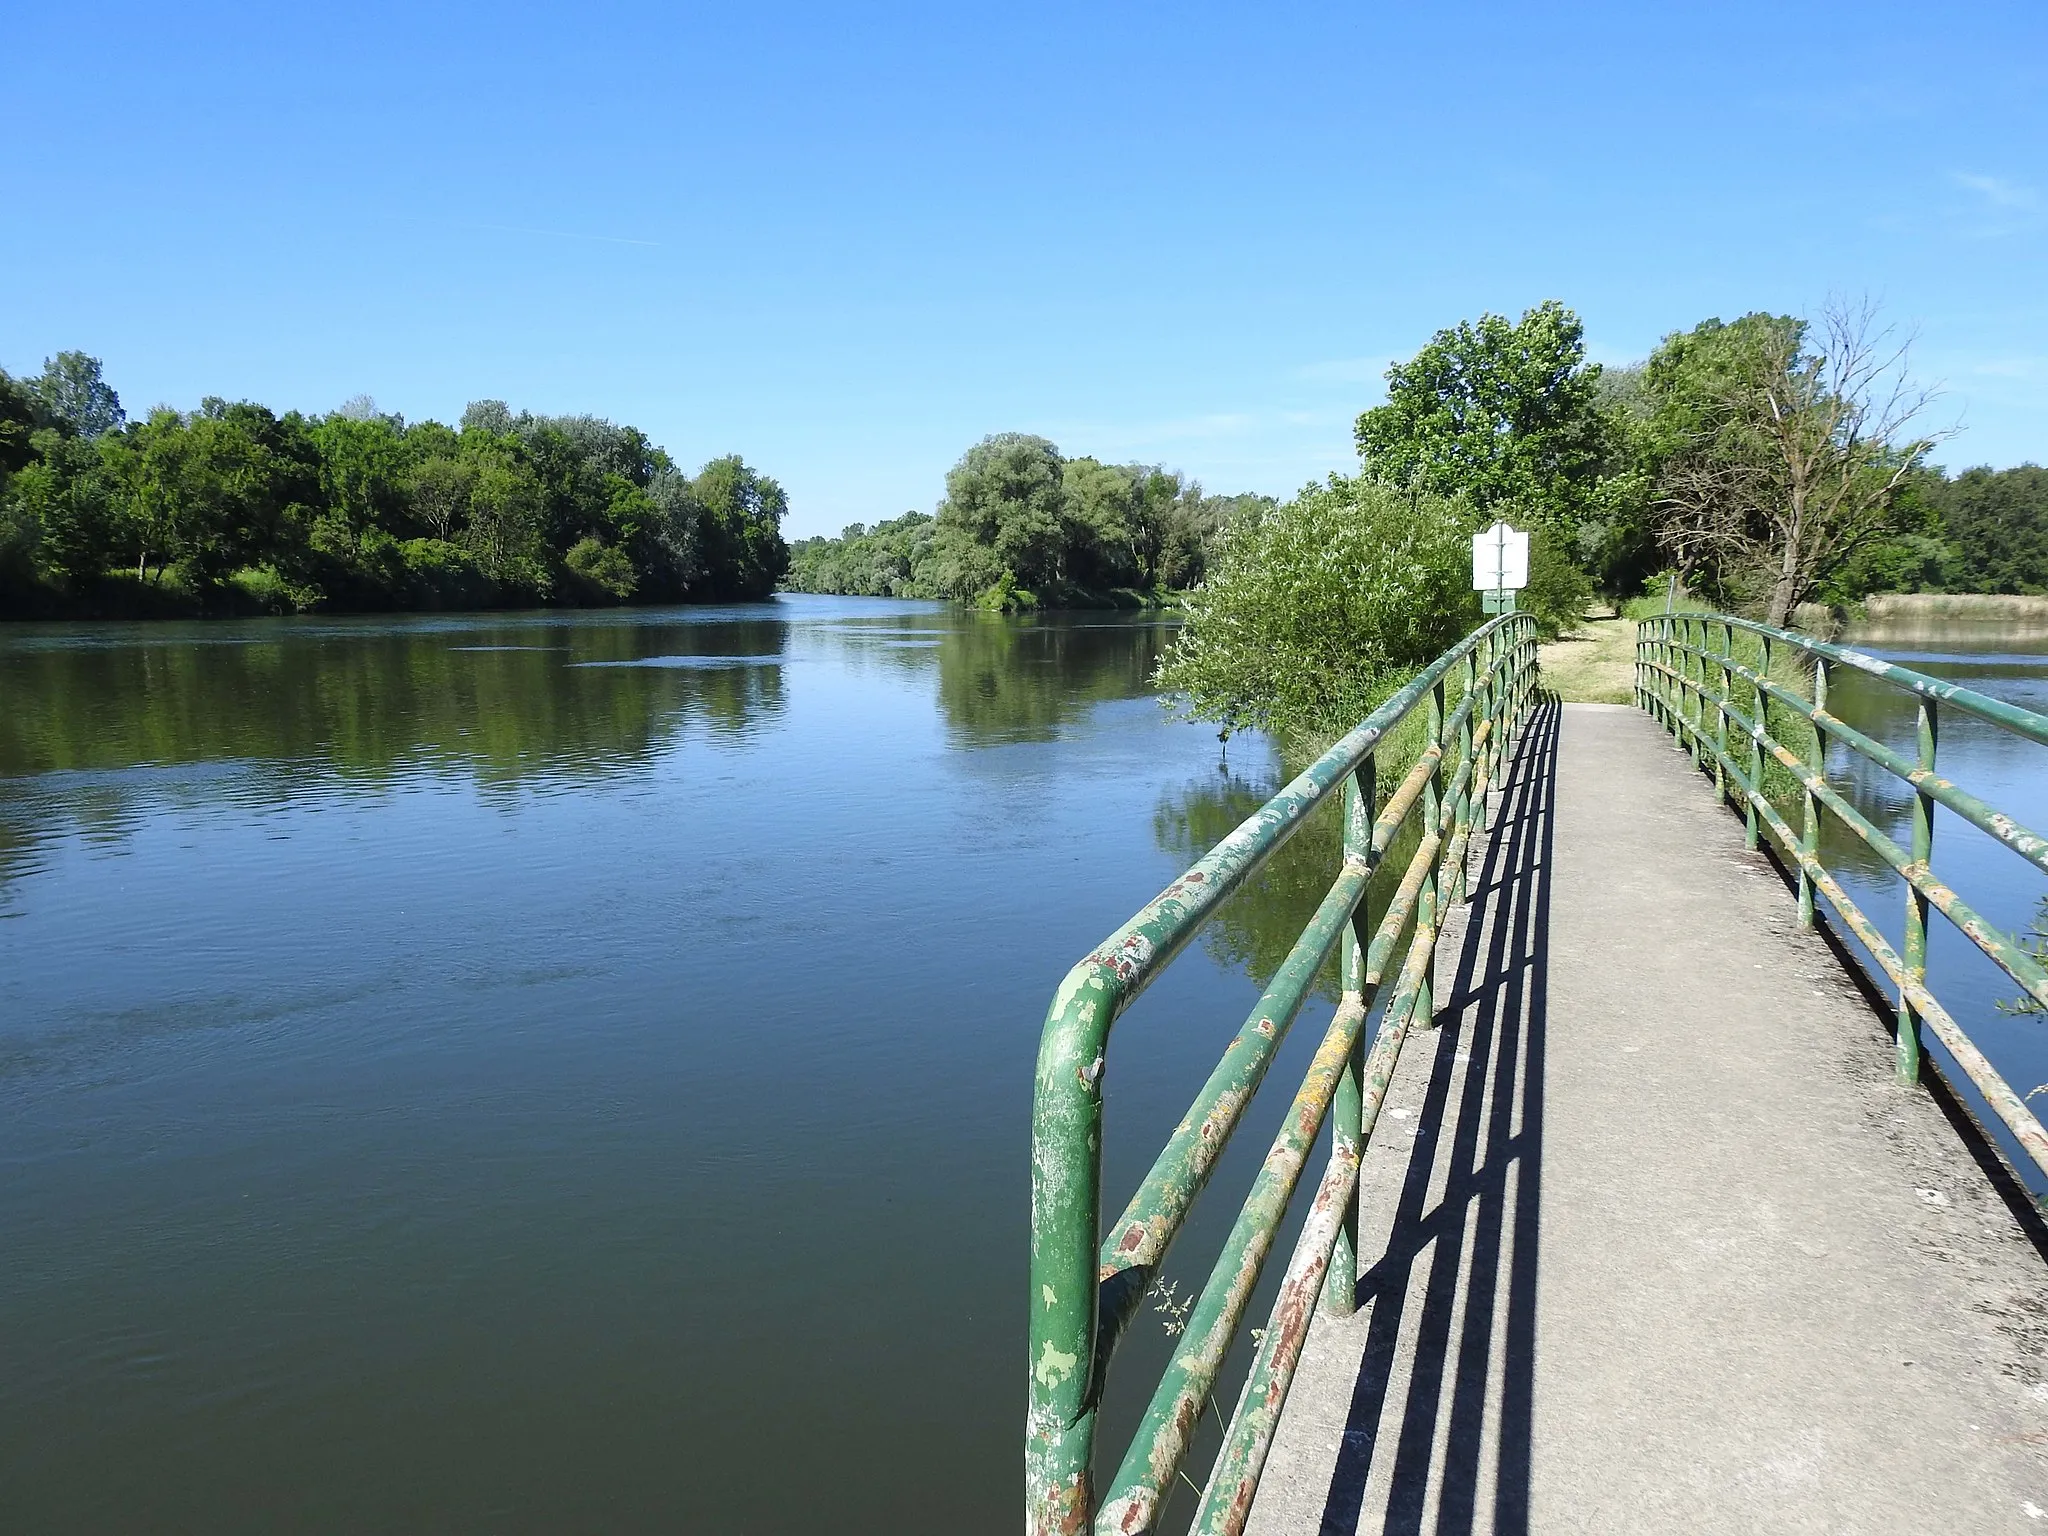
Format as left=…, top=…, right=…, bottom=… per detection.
left=1537, top=610, right=1638, bottom=703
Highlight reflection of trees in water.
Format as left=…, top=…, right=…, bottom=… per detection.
left=934, top=615, right=1170, bottom=745
left=0, top=617, right=792, bottom=900
left=1154, top=768, right=1344, bottom=1000
left=1154, top=761, right=1429, bottom=1001
left=0, top=618, right=790, bottom=783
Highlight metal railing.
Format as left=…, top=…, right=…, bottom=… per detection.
left=1025, top=613, right=1539, bottom=1536
left=1636, top=613, right=2048, bottom=1183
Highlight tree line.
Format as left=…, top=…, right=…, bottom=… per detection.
left=1157, top=296, right=2047, bottom=751
left=0, top=352, right=790, bottom=618
left=784, top=433, right=1275, bottom=608
left=1348, top=298, right=2048, bottom=624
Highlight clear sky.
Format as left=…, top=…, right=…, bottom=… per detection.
left=5, top=1, right=2043, bottom=538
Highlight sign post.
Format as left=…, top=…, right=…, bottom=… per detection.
left=1471, top=521, right=1529, bottom=614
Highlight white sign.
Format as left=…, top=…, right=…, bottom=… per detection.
left=1471, top=522, right=1529, bottom=592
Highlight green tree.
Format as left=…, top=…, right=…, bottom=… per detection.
left=31, top=352, right=126, bottom=440
left=1154, top=478, right=1479, bottom=749
left=1931, top=465, right=2048, bottom=593
left=1645, top=300, right=1946, bottom=625
left=930, top=433, right=1069, bottom=599
left=691, top=456, right=789, bottom=600
left=1354, top=301, right=1627, bottom=553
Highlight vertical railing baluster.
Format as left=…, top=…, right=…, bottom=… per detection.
left=1747, top=634, right=1767, bottom=851
left=1799, top=658, right=1826, bottom=929
left=1688, top=618, right=1704, bottom=767
left=1324, top=753, right=1375, bottom=1318
left=1658, top=616, right=1671, bottom=731
left=1712, top=622, right=1729, bottom=800
left=1454, top=646, right=1476, bottom=903
left=1899, top=699, right=1938, bottom=1086
left=1423, top=676, right=1445, bottom=1023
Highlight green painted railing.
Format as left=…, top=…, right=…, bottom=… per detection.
left=1025, top=613, right=1539, bottom=1536
left=1636, top=613, right=2048, bottom=1185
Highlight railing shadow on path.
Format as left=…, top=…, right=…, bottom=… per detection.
left=1314, top=695, right=1560, bottom=1536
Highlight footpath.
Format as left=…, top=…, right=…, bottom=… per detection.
left=1247, top=701, right=2048, bottom=1534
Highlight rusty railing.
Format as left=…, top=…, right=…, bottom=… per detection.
left=1636, top=612, right=2048, bottom=1184
left=1025, top=613, right=1539, bottom=1535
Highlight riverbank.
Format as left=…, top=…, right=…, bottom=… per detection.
left=1864, top=593, right=2048, bottom=622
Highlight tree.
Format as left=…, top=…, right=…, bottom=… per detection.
left=1354, top=301, right=1627, bottom=551
left=1061, top=457, right=1142, bottom=588
left=1647, top=300, right=1950, bottom=625
left=930, top=433, right=1069, bottom=598
left=1931, top=465, right=2048, bottom=593
left=31, top=352, right=126, bottom=440
left=1153, top=478, right=1479, bottom=750
left=0, top=369, right=42, bottom=474
left=691, top=456, right=789, bottom=600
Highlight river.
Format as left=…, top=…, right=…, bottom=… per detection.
left=0, top=597, right=1327, bottom=1534
left=1818, top=618, right=2048, bottom=1186
left=1, top=600, right=2041, bottom=1531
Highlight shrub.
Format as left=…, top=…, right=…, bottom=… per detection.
left=398, top=538, right=495, bottom=609
left=565, top=535, right=637, bottom=601
left=1154, top=478, right=1480, bottom=751
left=1519, top=526, right=1595, bottom=640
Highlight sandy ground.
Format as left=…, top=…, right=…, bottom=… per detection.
left=1536, top=613, right=1636, bottom=703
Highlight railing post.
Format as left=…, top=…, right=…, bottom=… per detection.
left=1691, top=619, right=1701, bottom=757
left=1664, top=616, right=1677, bottom=734
left=1453, top=646, right=1476, bottom=903
left=1423, top=675, right=1445, bottom=1023
left=1747, top=634, right=1766, bottom=851
left=1324, top=755, right=1375, bottom=1318
left=1900, top=699, right=1938, bottom=1085
left=1798, top=658, right=1826, bottom=929
left=1712, top=621, right=1730, bottom=800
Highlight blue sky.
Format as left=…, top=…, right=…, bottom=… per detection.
left=5, top=1, right=2044, bottom=538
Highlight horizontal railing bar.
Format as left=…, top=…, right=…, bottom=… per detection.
left=1642, top=656, right=2048, bottom=1010
left=1097, top=890, right=1443, bottom=1532
left=1653, top=639, right=2048, bottom=879
left=1652, top=613, right=2048, bottom=748
left=1639, top=653, right=2048, bottom=1182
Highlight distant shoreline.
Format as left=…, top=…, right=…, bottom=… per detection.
left=1862, top=592, right=2048, bottom=621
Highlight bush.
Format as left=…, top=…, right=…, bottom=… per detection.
left=565, top=535, right=638, bottom=601
left=1519, top=526, right=1595, bottom=640
left=230, top=564, right=325, bottom=614
left=1154, top=479, right=1480, bottom=751
left=398, top=538, right=495, bottom=609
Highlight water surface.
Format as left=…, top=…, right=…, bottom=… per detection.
left=0, top=597, right=1329, bottom=1533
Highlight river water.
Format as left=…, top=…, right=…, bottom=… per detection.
left=2, top=601, right=2042, bottom=1531
left=1818, top=620, right=2048, bottom=1184
left=0, top=596, right=1326, bottom=1534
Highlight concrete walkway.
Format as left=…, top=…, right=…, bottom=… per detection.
left=1247, top=701, right=2048, bottom=1535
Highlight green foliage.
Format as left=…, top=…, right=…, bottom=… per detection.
left=1519, top=525, right=1594, bottom=640
left=1638, top=306, right=1940, bottom=623
left=690, top=455, right=791, bottom=600
left=1153, top=478, right=1479, bottom=751
left=30, top=351, right=126, bottom=440
left=1929, top=465, right=2048, bottom=594
left=565, top=535, right=637, bottom=600
left=2002, top=898, right=2047, bottom=1017
left=0, top=352, right=787, bottom=618
left=1354, top=301, right=1634, bottom=553
left=783, top=435, right=1268, bottom=607
left=785, top=511, right=937, bottom=597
